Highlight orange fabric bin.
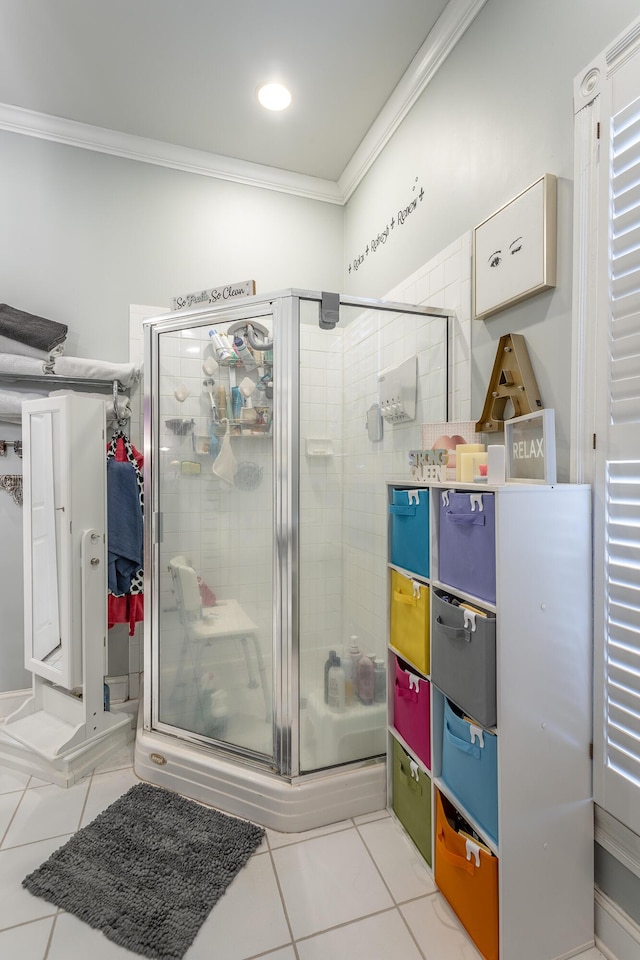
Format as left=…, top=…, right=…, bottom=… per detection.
left=434, top=790, right=499, bottom=960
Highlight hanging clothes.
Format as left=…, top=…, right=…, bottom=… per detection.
left=107, top=431, right=144, bottom=636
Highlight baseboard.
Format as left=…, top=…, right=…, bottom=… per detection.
left=0, top=688, right=31, bottom=720
left=595, top=806, right=640, bottom=882
left=595, top=887, right=640, bottom=960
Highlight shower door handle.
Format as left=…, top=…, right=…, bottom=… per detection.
left=152, top=512, right=163, bottom=543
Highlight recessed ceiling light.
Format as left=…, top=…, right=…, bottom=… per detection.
left=257, top=82, right=292, bottom=111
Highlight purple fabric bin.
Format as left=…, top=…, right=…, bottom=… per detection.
left=438, top=490, right=496, bottom=604
left=393, top=657, right=431, bottom=769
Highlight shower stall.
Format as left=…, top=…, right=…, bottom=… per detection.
left=135, top=289, right=449, bottom=831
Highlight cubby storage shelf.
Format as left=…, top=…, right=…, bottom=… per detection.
left=386, top=479, right=594, bottom=960
left=432, top=774, right=500, bottom=858
left=387, top=645, right=429, bottom=678
left=430, top=580, right=497, bottom=614
left=387, top=562, right=430, bottom=586
left=388, top=726, right=431, bottom=775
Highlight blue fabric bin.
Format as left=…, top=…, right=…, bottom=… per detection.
left=438, top=490, right=496, bottom=603
left=441, top=698, right=498, bottom=845
left=389, top=487, right=429, bottom=579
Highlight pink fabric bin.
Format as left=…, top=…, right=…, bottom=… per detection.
left=393, top=657, right=431, bottom=770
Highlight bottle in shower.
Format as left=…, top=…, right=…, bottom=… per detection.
left=373, top=658, right=387, bottom=703
left=231, top=386, right=242, bottom=420
left=327, top=657, right=346, bottom=711
left=348, top=636, right=362, bottom=677
left=341, top=647, right=354, bottom=706
left=357, top=654, right=375, bottom=705
left=208, top=330, right=234, bottom=363
left=324, top=650, right=338, bottom=704
left=233, top=336, right=257, bottom=370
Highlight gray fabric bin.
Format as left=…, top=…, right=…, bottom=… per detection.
left=431, top=589, right=497, bottom=727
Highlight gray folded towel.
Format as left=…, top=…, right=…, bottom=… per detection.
left=0, top=304, right=68, bottom=352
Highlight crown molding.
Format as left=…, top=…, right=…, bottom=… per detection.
left=338, top=0, right=488, bottom=202
left=0, top=0, right=487, bottom=206
left=0, top=102, right=343, bottom=205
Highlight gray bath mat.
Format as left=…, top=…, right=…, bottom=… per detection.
left=22, top=782, right=265, bottom=960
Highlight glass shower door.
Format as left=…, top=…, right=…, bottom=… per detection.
left=151, top=309, right=274, bottom=761
left=297, top=296, right=448, bottom=773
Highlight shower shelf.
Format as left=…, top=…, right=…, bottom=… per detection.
left=305, top=438, right=333, bottom=457
left=215, top=358, right=272, bottom=367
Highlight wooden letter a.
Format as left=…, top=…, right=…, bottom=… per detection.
left=475, top=333, right=543, bottom=433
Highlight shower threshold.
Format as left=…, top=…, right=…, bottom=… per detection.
left=134, top=710, right=386, bottom=833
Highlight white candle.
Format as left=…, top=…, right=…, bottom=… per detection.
left=488, top=445, right=506, bottom=484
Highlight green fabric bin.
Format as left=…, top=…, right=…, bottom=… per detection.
left=392, top=738, right=432, bottom=864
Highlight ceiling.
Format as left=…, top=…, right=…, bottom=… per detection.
left=0, top=0, right=484, bottom=201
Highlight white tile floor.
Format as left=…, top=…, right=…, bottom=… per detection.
left=0, top=743, right=608, bottom=960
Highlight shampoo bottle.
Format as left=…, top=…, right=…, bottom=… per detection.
left=324, top=650, right=338, bottom=704
left=231, top=386, right=243, bottom=420
left=327, top=656, right=346, bottom=711
left=233, top=336, right=257, bottom=370
left=209, top=331, right=234, bottom=363
left=373, top=658, right=387, bottom=703
left=348, top=636, right=362, bottom=677
left=357, top=654, right=375, bottom=705
left=341, top=647, right=354, bottom=706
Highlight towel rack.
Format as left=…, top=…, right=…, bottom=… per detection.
left=0, top=373, right=127, bottom=392
left=0, top=440, right=22, bottom=457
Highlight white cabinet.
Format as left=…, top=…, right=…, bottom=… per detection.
left=2, top=395, right=131, bottom=776
left=387, top=480, right=593, bottom=960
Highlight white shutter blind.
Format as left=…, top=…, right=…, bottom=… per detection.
left=603, top=463, right=640, bottom=788
left=610, top=99, right=640, bottom=425
left=594, top=53, right=640, bottom=834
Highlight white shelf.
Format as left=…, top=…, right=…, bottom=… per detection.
left=387, top=562, right=430, bottom=586
left=387, top=481, right=593, bottom=960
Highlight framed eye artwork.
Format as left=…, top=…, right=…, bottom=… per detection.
left=473, top=174, right=557, bottom=321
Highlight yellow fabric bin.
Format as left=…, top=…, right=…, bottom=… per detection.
left=390, top=569, right=430, bottom=674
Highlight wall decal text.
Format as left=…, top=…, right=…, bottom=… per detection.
left=347, top=178, right=424, bottom=273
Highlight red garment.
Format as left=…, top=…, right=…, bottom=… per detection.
left=112, top=435, right=144, bottom=469
left=108, top=593, right=144, bottom=637
left=107, top=434, right=144, bottom=636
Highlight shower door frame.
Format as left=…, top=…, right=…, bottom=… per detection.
left=142, top=289, right=451, bottom=781
left=143, top=296, right=284, bottom=771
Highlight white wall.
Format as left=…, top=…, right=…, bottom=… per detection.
left=343, top=0, right=640, bottom=482
left=341, top=0, right=640, bottom=938
left=0, top=131, right=344, bottom=692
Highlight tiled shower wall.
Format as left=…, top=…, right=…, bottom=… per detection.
left=339, top=231, right=472, bottom=665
